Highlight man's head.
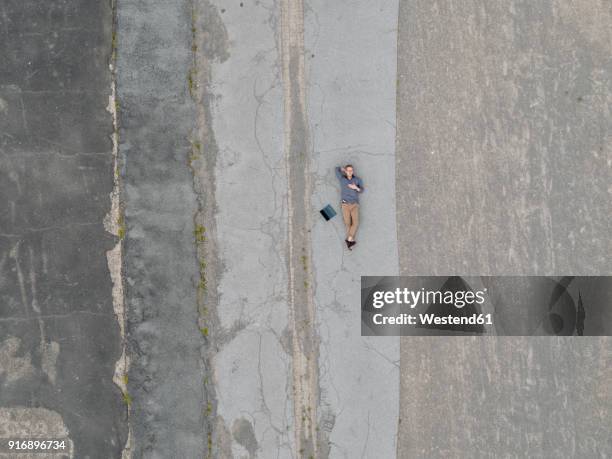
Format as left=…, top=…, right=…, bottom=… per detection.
left=345, top=164, right=354, bottom=178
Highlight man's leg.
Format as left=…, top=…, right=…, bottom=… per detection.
left=349, top=204, right=359, bottom=240
left=341, top=203, right=352, bottom=240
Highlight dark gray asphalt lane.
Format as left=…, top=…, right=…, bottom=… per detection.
left=0, top=0, right=126, bottom=457
left=117, top=0, right=206, bottom=456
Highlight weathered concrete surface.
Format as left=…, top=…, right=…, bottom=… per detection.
left=202, top=1, right=294, bottom=457
left=281, top=0, right=320, bottom=456
left=396, top=1, right=612, bottom=457
left=306, top=0, right=400, bottom=457
left=6, top=1, right=611, bottom=457
left=0, top=0, right=126, bottom=457
left=116, top=0, right=205, bottom=457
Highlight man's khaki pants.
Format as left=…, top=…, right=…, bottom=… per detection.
left=341, top=202, right=359, bottom=239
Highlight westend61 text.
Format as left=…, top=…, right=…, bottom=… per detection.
left=372, top=313, right=493, bottom=326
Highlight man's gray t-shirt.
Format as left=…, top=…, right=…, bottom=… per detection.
left=336, top=167, right=364, bottom=203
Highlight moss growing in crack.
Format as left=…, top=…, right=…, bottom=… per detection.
left=121, top=374, right=128, bottom=386
left=199, top=279, right=207, bottom=291
left=198, top=258, right=207, bottom=292
left=200, top=327, right=209, bottom=337
left=195, top=224, right=206, bottom=243
left=188, top=141, right=202, bottom=167
left=122, top=391, right=132, bottom=406
left=206, top=402, right=213, bottom=415
left=117, top=214, right=126, bottom=239
left=111, top=31, right=117, bottom=61
left=187, top=68, right=197, bottom=98
left=189, top=8, right=199, bottom=89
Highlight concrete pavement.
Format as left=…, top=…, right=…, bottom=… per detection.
left=306, top=1, right=400, bottom=457
left=201, top=0, right=294, bottom=457
left=396, top=1, right=612, bottom=457
left=2, top=0, right=611, bottom=457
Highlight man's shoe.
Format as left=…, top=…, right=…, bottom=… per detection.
left=348, top=240, right=356, bottom=249
left=345, top=239, right=351, bottom=250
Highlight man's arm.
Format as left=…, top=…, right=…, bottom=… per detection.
left=335, top=166, right=345, bottom=180
left=356, top=177, right=364, bottom=192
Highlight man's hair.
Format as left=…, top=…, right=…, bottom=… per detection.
left=345, top=164, right=354, bottom=169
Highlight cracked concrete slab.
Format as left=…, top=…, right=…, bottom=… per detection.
left=396, top=1, right=612, bottom=457
left=305, top=0, right=400, bottom=457
left=202, top=1, right=294, bottom=457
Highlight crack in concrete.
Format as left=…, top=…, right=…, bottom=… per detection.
left=280, top=0, right=323, bottom=456
left=189, top=1, right=231, bottom=457
left=106, top=1, right=131, bottom=456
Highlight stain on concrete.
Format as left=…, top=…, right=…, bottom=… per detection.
left=232, top=417, right=259, bottom=457
left=198, top=0, right=230, bottom=62
left=0, top=337, right=34, bottom=385
left=40, top=340, right=60, bottom=385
